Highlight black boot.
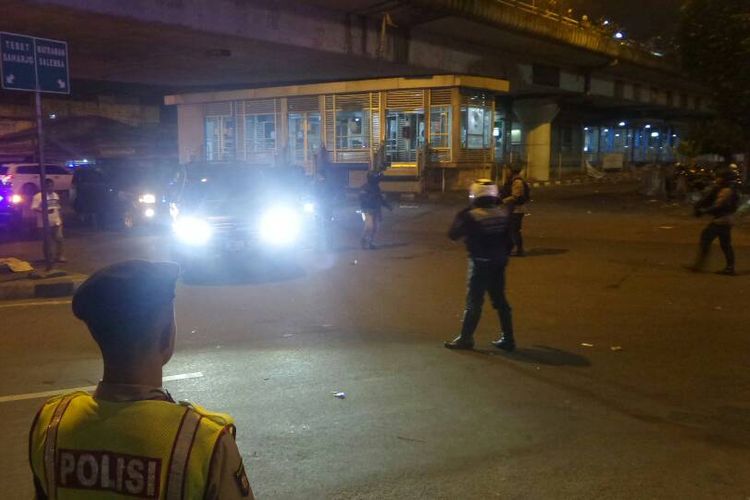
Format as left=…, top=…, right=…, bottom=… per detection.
left=491, top=334, right=515, bottom=352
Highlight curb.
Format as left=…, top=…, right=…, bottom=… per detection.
left=531, top=174, right=637, bottom=189
left=0, top=273, right=88, bottom=301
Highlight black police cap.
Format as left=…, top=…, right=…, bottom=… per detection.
left=72, top=260, right=179, bottom=326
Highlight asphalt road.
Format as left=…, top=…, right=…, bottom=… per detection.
left=1, top=183, right=749, bottom=499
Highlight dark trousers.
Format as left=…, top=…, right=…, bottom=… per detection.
left=509, top=212, right=524, bottom=254
left=460, top=258, right=513, bottom=342
left=361, top=210, right=381, bottom=246
left=697, top=222, right=735, bottom=270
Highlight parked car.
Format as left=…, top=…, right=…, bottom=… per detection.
left=0, top=163, right=73, bottom=199
left=71, top=160, right=175, bottom=230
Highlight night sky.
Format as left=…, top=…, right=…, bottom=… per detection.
left=565, top=0, right=685, bottom=39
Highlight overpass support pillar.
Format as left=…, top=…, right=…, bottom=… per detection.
left=514, top=99, right=560, bottom=182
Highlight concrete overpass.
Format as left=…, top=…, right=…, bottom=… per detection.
left=0, top=0, right=708, bottom=181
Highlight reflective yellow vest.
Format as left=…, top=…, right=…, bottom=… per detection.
left=29, top=392, right=234, bottom=500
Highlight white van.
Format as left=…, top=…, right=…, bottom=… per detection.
left=0, top=163, right=74, bottom=199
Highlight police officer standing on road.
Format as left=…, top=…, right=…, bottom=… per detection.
left=689, top=169, right=741, bottom=276
left=29, top=260, right=254, bottom=499
left=445, top=180, right=516, bottom=352
left=501, top=164, right=531, bottom=257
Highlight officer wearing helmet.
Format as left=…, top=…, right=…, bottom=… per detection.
left=29, top=260, right=253, bottom=499
left=445, top=179, right=516, bottom=351
left=689, top=168, right=740, bottom=275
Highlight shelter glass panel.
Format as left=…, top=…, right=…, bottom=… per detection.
left=461, top=106, right=492, bottom=149
left=336, top=110, right=368, bottom=149
left=205, top=115, right=235, bottom=161
left=244, top=114, right=276, bottom=154
left=430, top=106, right=451, bottom=149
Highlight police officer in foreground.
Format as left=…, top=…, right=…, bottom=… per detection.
left=29, top=260, right=253, bottom=499
left=445, top=180, right=516, bottom=352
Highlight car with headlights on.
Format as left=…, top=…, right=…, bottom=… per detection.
left=169, top=164, right=317, bottom=270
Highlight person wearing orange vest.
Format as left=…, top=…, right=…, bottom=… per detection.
left=28, top=260, right=254, bottom=499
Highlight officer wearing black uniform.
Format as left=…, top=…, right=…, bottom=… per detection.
left=445, top=179, right=516, bottom=352
left=690, top=169, right=740, bottom=275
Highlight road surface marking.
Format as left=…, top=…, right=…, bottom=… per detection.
left=0, top=299, right=72, bottom=309
left=0, top=372, right=204, bottom=404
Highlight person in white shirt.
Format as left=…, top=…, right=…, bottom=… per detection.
left=31, top=178, right=66, bottom=263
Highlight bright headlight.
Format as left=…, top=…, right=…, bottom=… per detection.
left=144, top=208, right=156, bottom=218
left=259, top=206, right=301, bottom=246
left=139, top=193, right=156, bottom=204
left=173, top=216, right=212, bottom=246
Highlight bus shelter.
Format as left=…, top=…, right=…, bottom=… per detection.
left=165, top=75, right=510, bottom=192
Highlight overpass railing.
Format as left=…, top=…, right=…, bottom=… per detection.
left=491, top=0, right=664, bottom=57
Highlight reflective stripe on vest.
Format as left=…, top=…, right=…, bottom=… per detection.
left=43, top=394, right=77, bottom=500
left=31, top=393, right=231, bottom=499
left=165, top=409, right=201, bottom=500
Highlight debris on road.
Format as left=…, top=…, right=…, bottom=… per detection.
left=397, top=435, right=426, bottom=443
left=0, top=257, right=33, bottom=274
left=332, top=391, right=346, bottom=399
left=610, top=346, right=623, bottom=352
left=657, top=226, right=675, bottom=230
left=581, top=343, right=594, bottom=347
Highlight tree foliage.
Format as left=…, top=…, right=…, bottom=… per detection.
left=679, top=0, right=750, bottom=156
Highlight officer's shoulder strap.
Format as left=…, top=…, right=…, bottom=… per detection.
left=179, top=401, right=235, bottom=428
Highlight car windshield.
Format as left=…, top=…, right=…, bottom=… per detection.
left=180, top=167, right=309, bottom=206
